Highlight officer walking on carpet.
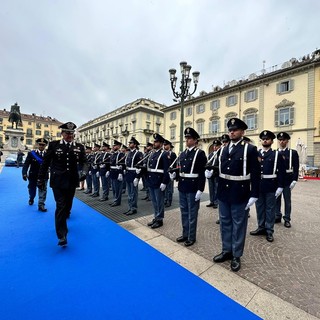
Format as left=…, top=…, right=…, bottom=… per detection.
left=37, top=122, right=88, bottom=247
left=22, top=138, right=49, bottom=212
left=213, top=118, right=260, bottom=272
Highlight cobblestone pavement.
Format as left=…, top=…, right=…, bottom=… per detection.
left=134, top=180, right=320, bottom=318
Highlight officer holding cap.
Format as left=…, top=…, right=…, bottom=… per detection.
left=22, top=138, right=49, bottom=211
left=213, top=118, right=260, bottom=272
left=37, top=122, right=88, bottom=247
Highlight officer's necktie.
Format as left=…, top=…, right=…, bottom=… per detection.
left=40, top=151, right=43, bottom=157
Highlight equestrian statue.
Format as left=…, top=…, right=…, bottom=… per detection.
left=8, top=103, right=22, bottom=129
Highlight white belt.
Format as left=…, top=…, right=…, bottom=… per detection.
left=180, top=173, right=199, bottom=178
left=219, top=173, right=251, bottom=181
left=147, top=168, right=164, bottom=173
left=110, top=165, right=120, bottom=170
left=286, top=169, right=293, bottom=173
left=100, top=164, right=106, bottom=168
left=127, top=167, right=136, bottom=171
left=261, top=174, right=277, bottom=178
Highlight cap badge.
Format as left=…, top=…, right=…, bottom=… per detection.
left=231, top=119, right=235, bottom=125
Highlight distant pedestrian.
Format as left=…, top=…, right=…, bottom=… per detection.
left=16, top=149, right=24, bottom=168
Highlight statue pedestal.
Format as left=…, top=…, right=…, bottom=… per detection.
left=3, top=128, right=26, bottom=153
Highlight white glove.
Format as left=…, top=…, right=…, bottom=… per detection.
left=205, top=169, right=213, bottom=179
left=123, top=170, right=126, bottom=175
left=169, top=172, right=176, bottom=180
left=160, top=183, right=166, bottom=191
left=289, top=180, right=297, bottom=190
left=136, top=168, right=141, bottom=175
left=118, top=174, right=123, bottom=181
left=96, top=172, right=100, bottom=178
left=133, top=178, right=139, bottom=187
left=105, top=171, right=110, bottom=178
left=245, top=197, right=258, bottom=210
left=88, top=171, right=92, bottom=176
left=275, top=187, right=283, bottom=198
left=195, top=190, right=203, bottom=201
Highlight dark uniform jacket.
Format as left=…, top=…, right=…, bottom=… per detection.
left=99, top=151, right=111, bottom=175
left=259, top=149, right=286, bottom=193
left=38, top=140, right=88, bottom=189
left=278, top=148, right=299, bottom=186
left=110, top=151, right=125, bottom=179
left=22, top=150, right=48, bottom=181
left=125, top=149, right=143, bottom=183
left=218, top=141, right=261, bottom=203
left=177, top=147, right=207, bottom=193
left=86, top=152, right=93, bottom=173
left=146, top=149, right=170, bottom=188
left=91, top=152, right=102, bottom=173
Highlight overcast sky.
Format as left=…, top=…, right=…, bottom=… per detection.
left=1, top=0, right=319, bottom=126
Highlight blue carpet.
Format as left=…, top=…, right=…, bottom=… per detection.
left=0, top=167, right=260, bottom=320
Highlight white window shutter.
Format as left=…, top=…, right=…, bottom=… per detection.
left=274, top=110, right=279, bottom=126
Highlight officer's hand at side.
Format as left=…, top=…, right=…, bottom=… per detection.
left=96, top=172, right=100, bottom=178
left=289, top=180, right=297, bottom=190
left=133, top=178, right=139, bottom=187
left=105, top=171, right=110, bottom=178
left=88, top=171, right=92, bottom=176
left=160, top=183, right=166, bottom=191
left=245, top=197, right=258, bottom=210
left=118, top=173, right=123, bottom=181
left=37, top=179, right=45, bottom=191
left=275, top=187, right=283, bottom=198
left=22, top=175, right=28, bottom=181
left=195, top=190, right=203, bottom=201
left=205, top=169, right=213, bottom=179
left=169, top=172, right=176, bottom=180
left=135, top=168, right=141, bottom=175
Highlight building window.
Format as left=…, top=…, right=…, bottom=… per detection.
left=44, top=130, right=50, bottom=138
left=275, top=107, right=294, bottom=126
left=209, top=120, right=219, bottom=134
left=44, top=124, right=49, bottom=127
left=170, top=127, right=176, bottom=140
left=244, top=89, right=258, bottom=102
left=35, top=130, right=41, bottom=135
left=146, top=123, right=150, bottom=130
left=243, top=114, right=257, bottom=130
left=147, top=114, right=150, bottom=120
left=170, top=111, right=177, bottom=121
left=197, top=122, right=204, bottom=135
left=226, top=95, right=238, bottom=107
left=0, top=118, right=3, bottom=124
left=28, top=122, right=32, bottom=125
left=26, top=139, right=33, bottom=145
left=156, top=124, right=160, bottom=132
left=57, top=132, right=61, bottom=138
left=277, top=80, right=294, bottom=94
left=186, top=106, right=192, bottom=117
left=196, top=104, right=205, bottom=114
left=36, top=123, right=41, bottom=129
left=132, top=122, right=136, bottom=131
left=210, top=100, right=220, bottom=111
left=0, top=126, right=3, bottom=131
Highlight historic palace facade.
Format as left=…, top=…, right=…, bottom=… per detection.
left=163, top=49, right=320, bottom=166
left=0, top=105, right=63, bottom=149
left=77, top=98, right=165, bottom=147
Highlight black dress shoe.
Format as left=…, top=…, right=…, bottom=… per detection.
left=176, top=236, right=188, bottom=243
left=231, top=257, right=241, bottom=272
left=122, top=210, right=131, bottom=215
left=110, top=203, right=120, bottom=207
left=184, top=240, right=196, bottom=247
left=126, top=210, right=137, bottom=216
left=213, top=252, right=233, bottom=263
left=84, top=190, right=92, bottom=194
left=91, top=194, right=99, bottom=197
left=147, top=219, right=156, bottom=226
left=142, top=196, right=149, bottom=200
left=266, top=233, right=274, bottom=242
left=216, top=219, right=220, bottom=224
left=99, top=197, right=108, bottom=201
left=212, top=204, right=218, bottom=209
left=284, top=221, right=291, bottom=228
left=29, top=199, right=34, bottom=205
left=275, top=217, right=282, bottom=223
left=58, top=237, right=67, bottom=247
left=165, top=203, right=171, bottom=208
left=206, top=203, right=214, bottom=207
left=250, top=228, right=267, bottom=236
left=38, top=206, right=47, bottom=212
left=151, top=220, right=163, bottom=229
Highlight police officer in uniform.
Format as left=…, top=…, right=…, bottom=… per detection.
left=213, top=118, right=261, bottom=272
left=163, top=139, right=177, bottom=208
left=109, top=140, right=125, bottom=207
left=123, top=137, right=143, bottom=215
left=220, top=133, right=230, bottom=146
left=250, top=130, right=286, bottom=242
left=22, top=138, right=49, bottom=211
left=141, top=142, right=153, bottom=200
left=170, top=127, right=207, bottom=246
left=275, top=132, right=299, bottom=228
left=144, top=133, right=170, bottom=228
left=91, top=143, right=101, bottom=197
left=37, top=122, right=88, bottom=247
left=99, top=142, right=111, bottom=201
left=84, top=146, right=93, bottom=194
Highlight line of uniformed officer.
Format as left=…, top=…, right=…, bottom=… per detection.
left=99, top=142, right=112, bottom=201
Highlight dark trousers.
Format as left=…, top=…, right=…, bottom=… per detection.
left=52, top=187, right=75, bottom=239
left=208, top=177, right=218, bottom=205
left=126, top=181, right=138, bottom=211
left=164, top=180, right=174, bottom=204
left=85, top=174, right=92, bottom=192
left=100, top=173, right=110, bottom=200
left=111, top=178, right=122, bottom=205
left=149, top=187, right=164, bottom=221
left=179, top=191, right=200, bottom=241
left=275, top=186, right=292, bottom=222
left=28, top=179, right=47, bottom=206
left=255, top=192, right=276, bottom=234
left=218, top=200, right=248, bottom=258
left=92, top=172, right=100, bottom=195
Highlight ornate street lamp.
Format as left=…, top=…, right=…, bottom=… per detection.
left=169, top=61, right=200, bottom=152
